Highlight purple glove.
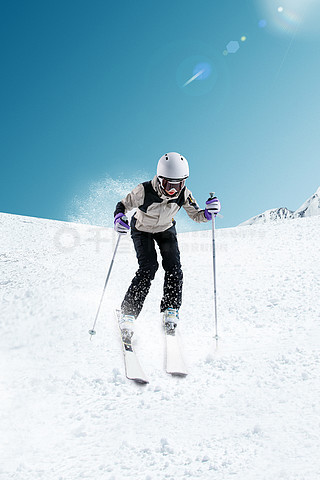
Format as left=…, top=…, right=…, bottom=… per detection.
left=204, top=197, right=221, bottom=220
left=114, top=213, right=130, bottom=235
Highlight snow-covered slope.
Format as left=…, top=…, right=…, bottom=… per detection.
left=239, top=187, right=320, bottom=226
left=1, top=212, right=320, bottom=480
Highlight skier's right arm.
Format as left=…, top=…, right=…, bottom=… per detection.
left=114, top=183, right=145, bottom=216
left=114, top=184, right=145, bottom=234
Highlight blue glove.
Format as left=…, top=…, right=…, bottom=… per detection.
left=114, top=213, right=130, bottom=235
left=204, top=197, right=221, bottom=220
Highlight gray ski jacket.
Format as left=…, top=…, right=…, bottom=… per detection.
left=114, top=175, right=208, bottom=233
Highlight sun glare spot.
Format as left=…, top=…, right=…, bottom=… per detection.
left=259, top=19, right=267, bottom=28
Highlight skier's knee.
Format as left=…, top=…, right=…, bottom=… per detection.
left=149, top=261, right=159, bottom=279
left=138, top=261, right=159, bottom=280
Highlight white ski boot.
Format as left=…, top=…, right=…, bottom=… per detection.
left=118, top=313, right=135, bottom=342
left=162, top=308, right=179, bottom=335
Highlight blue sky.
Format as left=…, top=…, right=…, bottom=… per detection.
left=1, top=0, right=320, bottom=229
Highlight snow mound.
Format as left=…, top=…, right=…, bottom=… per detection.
left=1, top=212, right=319, bottom=479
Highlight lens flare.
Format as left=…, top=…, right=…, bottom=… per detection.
left=254, top=0, right=320, bottom=36
left=258, top=19, right=267, bottom=28
left=182, top=62, right=211, bottom=87
left=226, top=41, right=240, bottom=54
left=183, top=69, right=205, bottom=87
left=276, top=8, right=300, bottom=32
left=177, top=55, right=218, bottom=96
left=193, top=62, right=212, bottom=80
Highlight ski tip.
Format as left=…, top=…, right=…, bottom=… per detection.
left=127, top=376, right=149, bottom=384
left=167, top=371, right=188, bottom=377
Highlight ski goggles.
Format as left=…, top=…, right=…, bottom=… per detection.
left=159, top=177, right=186, bottom=196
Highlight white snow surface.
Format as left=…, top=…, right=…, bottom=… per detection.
left=1, top=212, right=320, bottom=480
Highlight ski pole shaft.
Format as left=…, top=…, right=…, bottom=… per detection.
left=209, top=192, right=218, bottom=346
left=89, top=234, right=121, bottom=339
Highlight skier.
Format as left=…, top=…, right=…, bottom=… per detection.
left=114, top=152, right=221, bottom=340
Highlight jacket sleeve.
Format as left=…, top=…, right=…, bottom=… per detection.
left=182, top=189, right=209, bottom=223
left=114, top=183, right=145, bottom=216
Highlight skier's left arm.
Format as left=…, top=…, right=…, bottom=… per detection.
left=182, top=189, right=208, bottom=223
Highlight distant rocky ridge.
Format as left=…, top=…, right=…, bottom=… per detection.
left=239, top=186, right=320, bottom=226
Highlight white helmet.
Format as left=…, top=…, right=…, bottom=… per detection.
left=157, top=152, right=189, bottom=180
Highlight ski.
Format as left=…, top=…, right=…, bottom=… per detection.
left=164, top=323, right=188, bottom=376
left=115, top=309, right=149, bottom=384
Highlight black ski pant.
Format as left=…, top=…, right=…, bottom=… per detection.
left=121, top=221, right=183, bottom=318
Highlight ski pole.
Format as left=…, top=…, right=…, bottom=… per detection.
left=209, top=192, right=219, bottom=347
left=89, top=233, right=121, bottom=339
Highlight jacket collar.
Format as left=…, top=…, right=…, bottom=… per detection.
left=152, top=175, right=167, bottom=200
